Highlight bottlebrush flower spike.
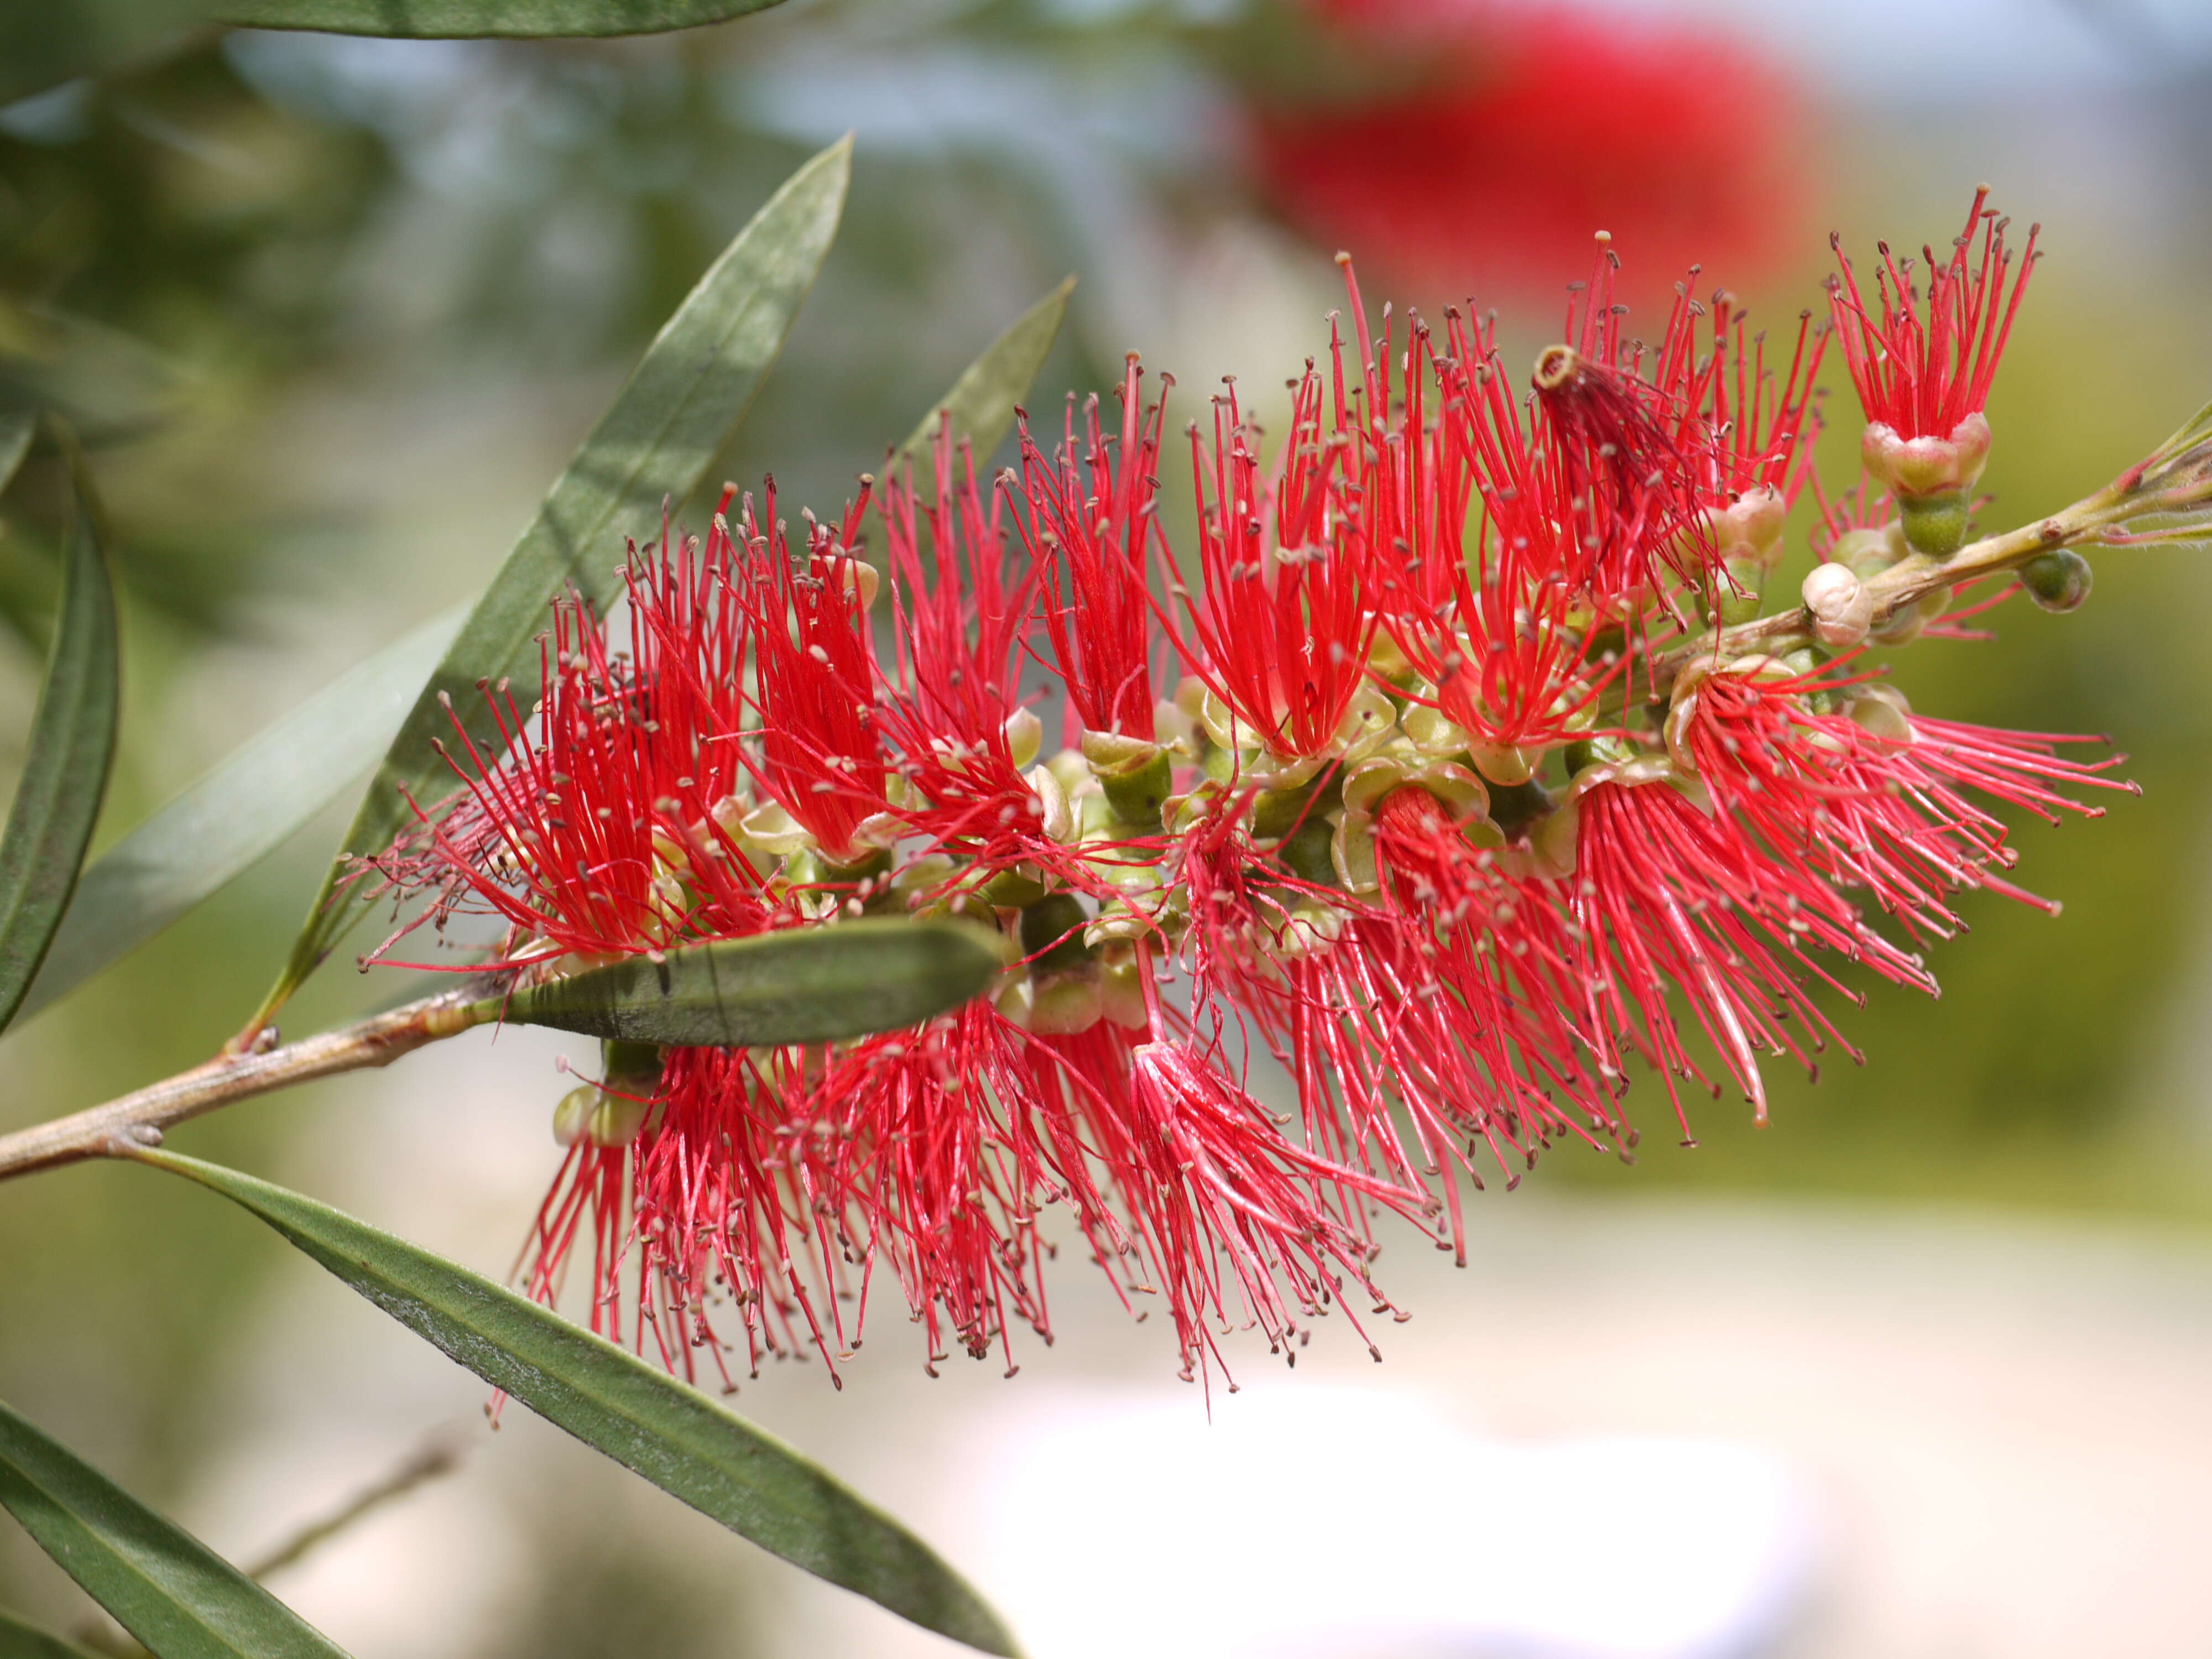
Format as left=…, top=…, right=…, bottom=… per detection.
left=363, top=189, right=2158, bottom=1395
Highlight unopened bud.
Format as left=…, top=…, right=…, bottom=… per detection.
left=1801, top=562, right=1876, bottom=648
left=2021, top=548, right=2093, bottom=614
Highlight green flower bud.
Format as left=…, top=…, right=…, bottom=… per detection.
left=2022, top=548, right=2093, bottom=614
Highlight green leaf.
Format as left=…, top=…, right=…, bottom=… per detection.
left=14, top=607, right=466, bottom=1026
left=131, top=1152, right=1021, bottom=1657
left=900, top=276, right=1074, bottom=466
left=494, top=919, right=1003, bottom=1046
left=0, top=0, right=205, bottom=107
left=212, top=0, right=789, bottom=35
left=0, top=416, right=31, bottom=499
left=258, top=136, right=852, bottom=1031
left=0, top=1395, right=348, bottom=1658
left=0, top=1605, right=105, bottom=1659
left=0, top=427, right=119, bottom=1036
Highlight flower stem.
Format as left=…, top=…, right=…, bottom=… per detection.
left=1656, top=457, right=2196, bottom=689
left=0, top=990, right=486, bottom=1185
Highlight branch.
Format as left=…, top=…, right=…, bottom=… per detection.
left=0, top=989, right=486, bottom=1183
left=1656, top=426, right=2212, bottom=690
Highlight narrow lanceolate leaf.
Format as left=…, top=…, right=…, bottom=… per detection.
left=0, top=415, right=32, bottom=499
left=0, top=429, right=119, bottom=1035
left=494, top=920, right=1003, bottom=1047
left=262, top=137, right=852, bottom=1026
left=0, top=1396, right=349, bottom=1659
left=15, top=607, right=465, bottom=1025
left=900, top=276, right=1075, bottom=465
left=213, top=0, right=790, bottom=36
left=133, top=1154, right=1021, bottom=1658
left=0, top=1605, right=104, bottom=1659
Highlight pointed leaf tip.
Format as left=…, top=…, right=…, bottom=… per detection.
left=493, top=920, right=1003, bottom=1047
left=900, top=276, right=1076, bottom=466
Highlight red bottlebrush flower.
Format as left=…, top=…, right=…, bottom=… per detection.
left=875, top=422, right=1071, bottom=883
left=1354, top=281, right=1612, bottom=751
left=1016, top=357, right=1168, bottom=744
left=729, top=481, right=891, bottom=865
left=1829, top=187, right=2037, bottom=443
left=1651, top=284, right=1828, bottom=524
left=378, top=523, right=778, bottom=971
left=366, top=214, right=2138, bottom=1399
left=1567, top=776, right=1871, bottom=1131
left=1531, top=239, right=1714, bottom=601
left=1829, top=189, right=2038, bottom=512
left=1243, top=0, right=1814, bottom=306
left=1167, top=354, right=1379, bottom=760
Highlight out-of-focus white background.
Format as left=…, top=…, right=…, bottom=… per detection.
left=7, top=0, right=2212, bottom=1653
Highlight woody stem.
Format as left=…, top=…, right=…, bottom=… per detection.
left=0, top=989, right=486, bottom=1185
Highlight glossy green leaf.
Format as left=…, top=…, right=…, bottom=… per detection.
left=493, top=919, right=1003, bottom=1046
left=0, top=1605, right=103, bottom=1659
left=133, top=1152, right=1021, bottom=1657
left=0, top=429, right=119, bottom=1035
left=0, top=1396, right=348, bottom=1659
left=259, top=136, right=852, bottom=1029
left=14, top=607, right=465, bottom=1026
left=213, top=0, right=789, bottom=35
left=900, top=276, right=1074, bottom=465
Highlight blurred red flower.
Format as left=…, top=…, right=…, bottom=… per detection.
left=1244, top=0, right=1817, bottom=302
